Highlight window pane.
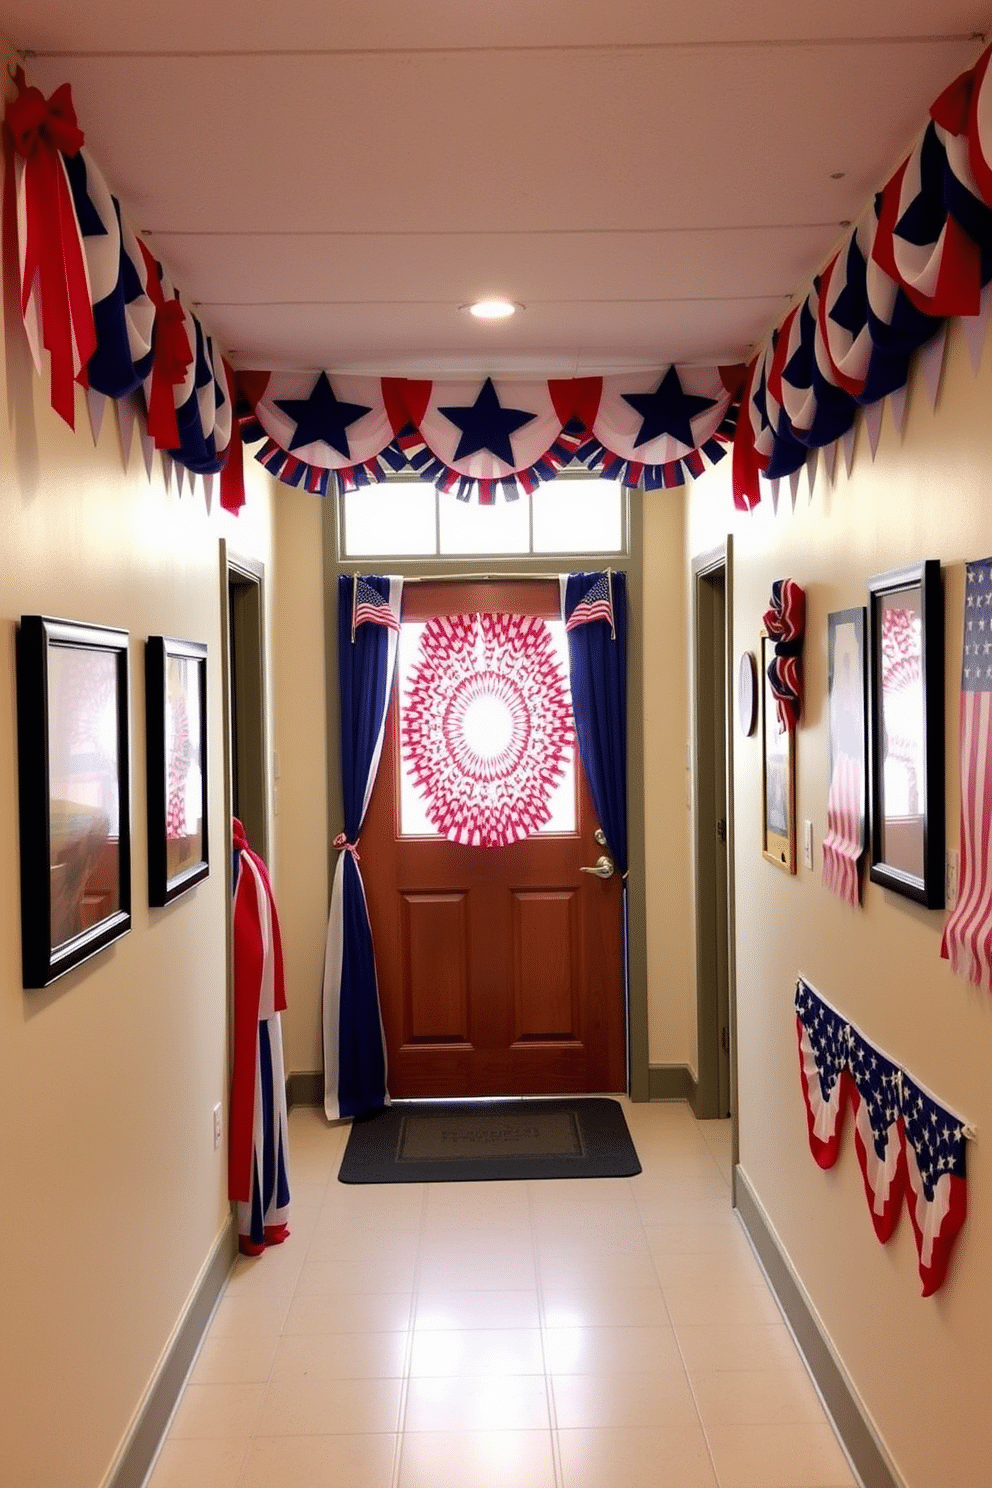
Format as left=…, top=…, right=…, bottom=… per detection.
left=342, top=481, right=436, bottom=557
left=438, top=490, right=530, bottom=555
left=532, top=477, right=623, bottom=553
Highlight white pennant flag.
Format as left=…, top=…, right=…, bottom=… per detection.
left=842, top=422, right=857, bottom=477
left=864, top=400, right=884, bottom=459
left=116, top=391, right=139, bottom=466
left=160, top=452, right=174, bottom=490
left=86, top=387, right=106, bottom=448
left=888, top=383, right=909, bottom=435
left=919, top=322, right=948, bottom=411
left=823, top=438, right=838, bottom=485
left=176, top=463, right=186, bottom=497
left=768, top=476, right=780, bottom=514
left=789, top=466, right=802, bottom=509
left=140, top=425, right=155, bottom=482
left=203, top=472, right=215, bottom=513
left=805, top=447, right=818, bottom=503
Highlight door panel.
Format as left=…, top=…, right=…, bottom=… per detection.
left=362, top=579, right=626, bottom=1098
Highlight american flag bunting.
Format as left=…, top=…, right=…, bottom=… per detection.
left=794, top=979, right=851, bottom=1169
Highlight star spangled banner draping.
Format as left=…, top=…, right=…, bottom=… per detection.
left=941, top=556, right=992, bottom=989
left=3, top=73, right=238, bottom=502
left=794, top=978, right=972, bottom=1295
left=235, top=368, right=741, bottom=503
left=732, top=40, right=992, bottom=512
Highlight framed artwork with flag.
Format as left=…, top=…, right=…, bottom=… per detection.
left=761, top=632, right=796, bottom=872
left=15, top=616, right=132, bottom=987
left=145, top=636, right=209, bottom=906
left=867, top=561, right=944, bottom=906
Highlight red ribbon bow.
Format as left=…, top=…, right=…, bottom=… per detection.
left=333, top=832, right=361, bottom=863
left=137, top=239, right=194, bottom=449
left=4, top=70, right=95, bottom=427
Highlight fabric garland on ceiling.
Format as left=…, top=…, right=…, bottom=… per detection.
left=794, top=978, right=972, bottom=1297
left=3, top=71, right=241, bottom=508
left=732, top=40, right=992, bottom=511
left=235, top=366, right=741, bottom=503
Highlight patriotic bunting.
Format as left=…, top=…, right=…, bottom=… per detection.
left=762, top=580, right=806, bottom=731
left=941, top=556, right=992, bottom=989
left=794, top=978, right=972, bottom=1295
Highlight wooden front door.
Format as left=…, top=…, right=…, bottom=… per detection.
left=361, top=580, right=626, bottom=1098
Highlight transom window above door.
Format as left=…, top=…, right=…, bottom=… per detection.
left=339, top=475, right=626, bottom=559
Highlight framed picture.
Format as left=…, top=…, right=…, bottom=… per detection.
left=867, top=560, right=944, bottom=906
left=15, top=616, right=131, bottom=988
left=827, top=606, right=868, bottom=839
left=145, top=636, right=209, bottom=905
left=761, top=632, right=796, bottom=873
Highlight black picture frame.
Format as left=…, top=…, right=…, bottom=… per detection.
left=761, top=632, right=796, bottom=873
left=826, top=605, right=868, bottom=852
left=15, top=615, right=131, bottom=988
left=145, top=636, right=209, bottom=906
left=867, top=561, right=944, bottom=906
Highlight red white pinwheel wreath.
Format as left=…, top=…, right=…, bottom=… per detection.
left=401, top=614, right=574, bottom=848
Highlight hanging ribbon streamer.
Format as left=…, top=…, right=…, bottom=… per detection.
left=5, top=69, right=96, bottom=428
left=138, top=241, right=194, bottom=451
left=763, top=579, right=806, bottom=731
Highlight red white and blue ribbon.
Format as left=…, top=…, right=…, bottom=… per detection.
left=763, top=579, right=806, bottom=732
left=6, top=68, right=95, bottom=429
left=230, top=818, right=291, bottom=1256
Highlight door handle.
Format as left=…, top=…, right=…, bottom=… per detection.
left=580, top=855, right=615, bottom=879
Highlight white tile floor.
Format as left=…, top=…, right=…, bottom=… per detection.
left=147, top=1100, right=858, bottom=1488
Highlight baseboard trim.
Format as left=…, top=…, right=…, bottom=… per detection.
left=102, top=1216, right=237, bottom=1488
left=647, top=1063, right=697, bottom=1102
left=286, top=1070, right=324, bottom=1109
left=735, top=1167, right=902, bottom=1488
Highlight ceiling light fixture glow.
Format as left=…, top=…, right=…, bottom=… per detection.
left=464, top=299, right=520, bottom=320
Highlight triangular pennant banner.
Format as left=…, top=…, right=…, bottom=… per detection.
left=140, top=425, right=155, bottom=481
left=160, top=452, right=173, bottom=490
left=919, top=323, right=948, bottom=411
left=823, top=439, right=838, bottom=485
left=85, top=387, right=106, bottom=448
left=864, top=401, right=884, bottom=460
left=203, top=472, right=215, bottom=512
left=888, top=383, right=909, bottom=435
left=962, top=280, right=992, bottom=376
left=115, top=391, right=138, bottom=466
left=805, top=447, right=818, bottom=504
left=176, top=462, right=186, bottom=497
left=769, top=476, right=781, bottom=514
left=789, top=466, right=802, bottom=509
left=842, top=423, right=857, bottom=477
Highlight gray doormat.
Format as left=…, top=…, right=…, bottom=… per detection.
left=337, top=1097, right=641, bottom=1183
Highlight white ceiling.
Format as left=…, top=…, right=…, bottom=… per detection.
left=3, top=2, right=989, bottom=376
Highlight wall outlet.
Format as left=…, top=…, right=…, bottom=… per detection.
left=946, top=850, right=959, bottom=910
left=802, top=819, right=813, bottom=871
left=212, top=1102, right=222, bottom=1150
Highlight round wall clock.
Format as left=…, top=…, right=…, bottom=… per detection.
left=738, top=650, right=758, bottom=736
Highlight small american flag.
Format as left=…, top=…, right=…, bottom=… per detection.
left=941, top=556, right=992, bottom=987
left=900, top=1071, right=968, bottom=1296
left=353, top=576, right=399, bottom=637
left=794, top=979, right=851, bottom=1170
left=565, top=572, right=615, bottom=637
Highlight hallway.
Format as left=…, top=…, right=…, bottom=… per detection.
left=147, top=1101, right=857, bottom=1488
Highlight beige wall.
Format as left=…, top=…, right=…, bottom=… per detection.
left=687, top=316, right=992, bottom=1487
left=641, top=487, right=697, bottom=1069
left=271, top=486, right=329, bottom=1074
left=0, top=51, right=277, bottom=1485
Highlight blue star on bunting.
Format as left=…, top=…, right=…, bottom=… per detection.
left=274, top=372, right=372, bottom=460
left=438, top=377, right=537, bottom=465
left=622, top=365, right=718, bottom=450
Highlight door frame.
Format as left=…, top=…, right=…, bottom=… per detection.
left=691, top=541, right=739, bottom=1171
left=321, top=494, right=649, bottom=1099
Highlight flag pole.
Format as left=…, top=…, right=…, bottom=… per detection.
left=606, top=568, right=616, bottom=641
left=351, top=571, right=359, bottom=644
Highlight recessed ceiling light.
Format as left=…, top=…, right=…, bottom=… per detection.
left=463, top=299, right=521, bottom=320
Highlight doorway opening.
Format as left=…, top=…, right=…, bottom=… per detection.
left=692, top=546, right=735, bottom=1126
left=222, top=550, right=268, bottom=864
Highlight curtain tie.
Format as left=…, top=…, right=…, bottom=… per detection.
left=334, top=832, right=361, bottom=862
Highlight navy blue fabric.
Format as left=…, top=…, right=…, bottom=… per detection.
left=335, top=574, right=394, bottom=1117
left=564, top=571, right=628, bottom=876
